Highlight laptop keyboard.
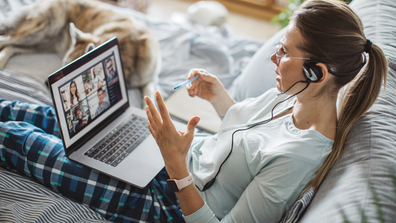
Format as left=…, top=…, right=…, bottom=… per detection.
left=84, top=114, right=151, bottom=167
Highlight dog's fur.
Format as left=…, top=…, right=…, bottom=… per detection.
left=0, top=0, right=160, bottom=105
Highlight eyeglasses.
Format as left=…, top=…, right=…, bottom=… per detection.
left=275, top=44, right=310, bottom=64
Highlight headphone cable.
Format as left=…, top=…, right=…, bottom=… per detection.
left=197, top=80, right=311, bottom=191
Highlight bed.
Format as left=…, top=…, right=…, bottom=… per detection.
left=1, top=0, right=396, bottom=222
left=0, top=0, right=267, bottom=221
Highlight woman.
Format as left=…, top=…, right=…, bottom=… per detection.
left=69, top=80, right=80, bottom=107
left=145, top=0, right=387, bottom=221
left=0, top=0, right=388, bottom=222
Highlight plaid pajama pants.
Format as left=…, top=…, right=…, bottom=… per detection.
left=0, top=99, right=185, bottom=223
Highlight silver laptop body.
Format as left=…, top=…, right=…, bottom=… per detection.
left=48, top=37, right=164, bottom=188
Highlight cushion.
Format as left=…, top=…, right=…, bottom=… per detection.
left=300, top=0, right=396, bottom=222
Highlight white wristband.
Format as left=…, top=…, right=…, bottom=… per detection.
left=167, top=173, right=194, bottom=192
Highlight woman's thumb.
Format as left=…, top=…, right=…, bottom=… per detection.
left=186, top=116, right=200, bottom=134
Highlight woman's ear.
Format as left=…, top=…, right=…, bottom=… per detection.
left=315, top=63, right=330, bottom=83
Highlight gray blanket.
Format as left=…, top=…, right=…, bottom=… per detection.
left=0, top=167, right=109, bottom=222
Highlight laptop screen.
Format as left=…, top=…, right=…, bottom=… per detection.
left=49, top=38, right=129, bottom=150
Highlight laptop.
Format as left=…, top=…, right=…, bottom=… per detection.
left=48, top=37, right=165, bottom=188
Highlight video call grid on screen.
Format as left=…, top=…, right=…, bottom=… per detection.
left=51, top=46, right=128, bottom=148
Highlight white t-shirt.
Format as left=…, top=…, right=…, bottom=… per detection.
left=185, top=88, right=334, bottom=223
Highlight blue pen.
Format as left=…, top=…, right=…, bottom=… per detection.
left=173, top=75, right=199, bottom=90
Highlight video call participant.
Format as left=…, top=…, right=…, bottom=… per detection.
left=95, top=87, right=110, bottom=117
left=105, top=58, right=118, bottom=84
left=84, top=81, right=93, bottom=95
left=72, top=105, right=88, bottom=134
left=91, top=68, right=103, bottom=90
left=104, top=58, right=122, bottom=103
left=69, top=81, right=80, bottom=107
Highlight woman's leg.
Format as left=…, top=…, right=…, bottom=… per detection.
left=0, top=100, right=184, bottom=222
left=0, top=99, right=60, bottom=137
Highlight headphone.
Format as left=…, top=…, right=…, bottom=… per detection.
left=279, top=57, right=367, bottom=97
left=302, top=61, right=323, bottom=82
left=302, top=58, right=367, bottom=83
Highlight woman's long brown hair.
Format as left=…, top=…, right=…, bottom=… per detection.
left=292, top=0, right=388, bottom=193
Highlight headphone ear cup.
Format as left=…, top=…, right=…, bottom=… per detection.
left=303, top=61, right=323, bottom=82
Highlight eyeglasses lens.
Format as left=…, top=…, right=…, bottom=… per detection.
left=275, top=45, right=283, bottom=64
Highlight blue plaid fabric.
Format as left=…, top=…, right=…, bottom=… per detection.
left=0, top=99, right=185, bottom=223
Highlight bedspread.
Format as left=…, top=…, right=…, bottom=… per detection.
left=0, top=0, right=264, bottom=99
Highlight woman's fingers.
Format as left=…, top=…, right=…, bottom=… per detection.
left=187, top=83, right=196, bottom=97
left=188, top=68, right=201, bottom=79
left=144, top=96, right=162, bottom=126
left=145, top=92, right=176, bottom=134
left=145, top=105, right=157, bottom=132
left=155, top=91, right=173, bottom=125
left=147, top=121, right=156, bottom=138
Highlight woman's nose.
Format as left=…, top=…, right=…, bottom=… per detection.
left=270, top=52, right=277, bottom=65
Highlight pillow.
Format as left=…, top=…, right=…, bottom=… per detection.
left=229, top=27, right=286, bottom=101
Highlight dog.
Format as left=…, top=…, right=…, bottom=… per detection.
left=0, top=0, right=160, bottom=106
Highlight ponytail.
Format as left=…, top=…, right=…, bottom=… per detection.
left=307, top=44, right=388, bottom=193
left=292, top=0, right=388, bottom=194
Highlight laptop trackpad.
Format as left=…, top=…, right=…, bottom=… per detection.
left=111, top=137, right=164, bottom=188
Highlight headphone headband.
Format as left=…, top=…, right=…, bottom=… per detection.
left=303, top=54, right=367, bottom=82
left=327, top=54, right=367, bottom=76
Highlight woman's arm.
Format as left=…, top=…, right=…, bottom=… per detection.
left=145, top=92, right=205, bottom=216
left=181, top=155, right=307, bottom=223
left=186, top=69, right=235, bottom=118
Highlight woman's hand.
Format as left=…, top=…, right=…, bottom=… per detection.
left=145, top=92, right=206, bottom=216
left=186, top=69, right=225, bottom=103
left=187, top=69, right=235, bottom=118
left=144, top=91, right=200, bottom=179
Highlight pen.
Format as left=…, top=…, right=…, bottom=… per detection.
left=173, top=75, right=199, bottom=90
